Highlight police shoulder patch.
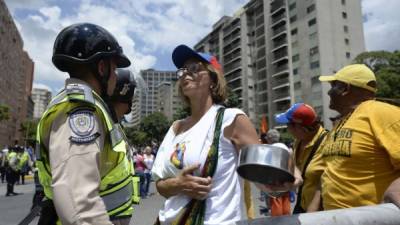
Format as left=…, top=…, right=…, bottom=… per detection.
left=68, top=109, right=100, bottom=143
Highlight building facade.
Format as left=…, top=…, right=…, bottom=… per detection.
left=32, top=88, right=52, bottom=119
left=156, top=82, right=181, bottom=121
left=0, top=0, right=34, bottom=147
left=130, top=69, right=177, bottom=126
left=195, top=0, right=365, bottom=129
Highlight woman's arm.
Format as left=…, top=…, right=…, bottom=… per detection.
left=223, top=114, right=260, bottom=152
left=155, top=164, right=212, bottom=199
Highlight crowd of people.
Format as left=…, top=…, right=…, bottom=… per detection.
left=1, top=22, right=397, bottom=225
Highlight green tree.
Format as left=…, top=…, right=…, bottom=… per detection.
left=20, top=119, right=38, bottom=146
left=0, top=104, right=10, bottom=122
left=173, top=106, right=190, bottom=121
left=124, top=126, right=149, bottom=148
left=224, top=88, right=241, bottom=108
left=139, top=112, right=170, bottom=145
left=353, top=50, right=400, bottom=99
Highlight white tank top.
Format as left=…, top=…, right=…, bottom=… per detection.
left=152, top=105, right=246, bottom=225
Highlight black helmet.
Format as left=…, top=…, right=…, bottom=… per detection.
left=52, top=23, right=131, bottom=72
left=111, top=69, right=136, bottom=103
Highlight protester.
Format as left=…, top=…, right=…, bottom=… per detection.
left=152, top=45, right=300, bottom=225
left=263, top=129, right=292, bottom=216
left=318, top=64, right=400, bottom=209
left=143, top=146, right=155, bottom=197
left=134, top=150, right=146, bottom=198
left=275, top=103, right=328, bottom=213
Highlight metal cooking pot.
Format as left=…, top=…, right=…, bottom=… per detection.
left=237, top=144, right=294, bottom=185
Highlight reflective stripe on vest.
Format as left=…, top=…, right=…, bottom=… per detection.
left=102, top=180, right=133, bottom=211
left=36, top=83, right=140, bottom=218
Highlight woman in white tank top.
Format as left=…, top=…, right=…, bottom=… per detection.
left=152, top=45, right=301, bottom=225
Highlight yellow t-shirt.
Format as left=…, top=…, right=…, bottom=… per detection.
left=294, top=126, right=327, bottom=210
left=320, top=100, right=400, bottom=210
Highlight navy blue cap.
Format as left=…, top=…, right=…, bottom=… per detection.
left=172, top=45, right=222, bottom=71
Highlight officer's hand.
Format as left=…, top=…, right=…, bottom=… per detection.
left=177, top=164, right=212, bottom=200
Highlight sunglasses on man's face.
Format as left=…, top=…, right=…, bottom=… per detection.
left=176, top=63, right=207, bottom=79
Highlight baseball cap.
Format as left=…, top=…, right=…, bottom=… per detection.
left=275, top=103, right=317, bottom=126
left=319, top=64, right=377, bottom=92
left=172, top=45, right=222, bottom=72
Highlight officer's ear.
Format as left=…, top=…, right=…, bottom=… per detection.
left=97, top=59, right=110, bottom=77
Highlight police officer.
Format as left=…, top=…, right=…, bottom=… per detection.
left=5, top=146, right=19, bottom=196
left=36, top=23, right=139, bottom=225
left=111, top=69, right=136, bottom=121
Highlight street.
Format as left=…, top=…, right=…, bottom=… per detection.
left=0, top=178, right=266, bottom=225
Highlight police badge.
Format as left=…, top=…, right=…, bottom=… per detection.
left=68, top=110, right=100, bottom=143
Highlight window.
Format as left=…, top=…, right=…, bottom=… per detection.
left=293, top=68, right=298, bottom=75
left=311, top=76, right=319, bottom=85
left=346, top=52, right=351, bottom=59
left=291, top=28, right=298, bottom=35
left=344, top=25, right=348, bottom=33
left=342, top=0, right=346, bottom=5
left=292, top=41, right=298, bottom=48
left=345, top=38, right=349, bottom=45
left=290, top=15, right=297, bottom=23
left=289, top=2, right=296, bottom=10
left=310, top=46, right=319, bottom=56
left=309, top=32, right=317, bottom=40
left=342, top=12, right=347, bottom=19
left=292, top=54, right=300, bottom=62
left=308, top=18, right=317, bottom=27
left=294, top=81, right=301, bottom=89
left=310, top=61, right=320, bottom=69
left=307, top=4, right=315, bottom=14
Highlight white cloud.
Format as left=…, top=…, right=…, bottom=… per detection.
left=362, top=0, right=400, bottom=51
left=9, top=0, right=399, bottom=96
left=4, top=0, right=248, bottom=94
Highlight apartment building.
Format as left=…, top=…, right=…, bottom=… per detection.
left=32, top=88, right=52, bottom=119
left=130, top=69, right=177, bottom=126
left=0, top=0, right=34, bottom=147
left=195, top=0, right=365, bottom=128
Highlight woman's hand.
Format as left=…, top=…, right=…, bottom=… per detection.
left=178, top=164, right=212, bottom=200
left=255, top=166, right=303, bottom=193
left=155, top=163, right=212, bottom=200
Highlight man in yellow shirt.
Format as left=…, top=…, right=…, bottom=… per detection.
left=318, top=64, right=400, bottom=209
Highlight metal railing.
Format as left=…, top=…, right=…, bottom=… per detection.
left=236, top=204, right=400, bottom=225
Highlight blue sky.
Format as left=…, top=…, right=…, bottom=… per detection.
left=4, top=0, right=400, bottom=94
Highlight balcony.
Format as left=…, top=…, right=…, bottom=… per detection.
left=273, top=77, right=289, bottom=87
left=271, top=26, right=287, bottom=39
left=224, top=47, right=241, bottom=61
left=223, top=23, right=240, bottom=38
left=224, top=65, right=242, bottom=76
left=271, top=39, right=288, bottom=51
left=272, top=49, right=288, bottom=64
left=273, top=95, right=291, bottom=103
left=271, top=14, right=286, bottom=28
left=272, top=64, right=289, bottom=76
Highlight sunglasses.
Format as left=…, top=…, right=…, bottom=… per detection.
left=176, top=63, right=207, bottom=79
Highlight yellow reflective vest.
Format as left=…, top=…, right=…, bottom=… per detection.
left=36, top=83, right=140, bottom=220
